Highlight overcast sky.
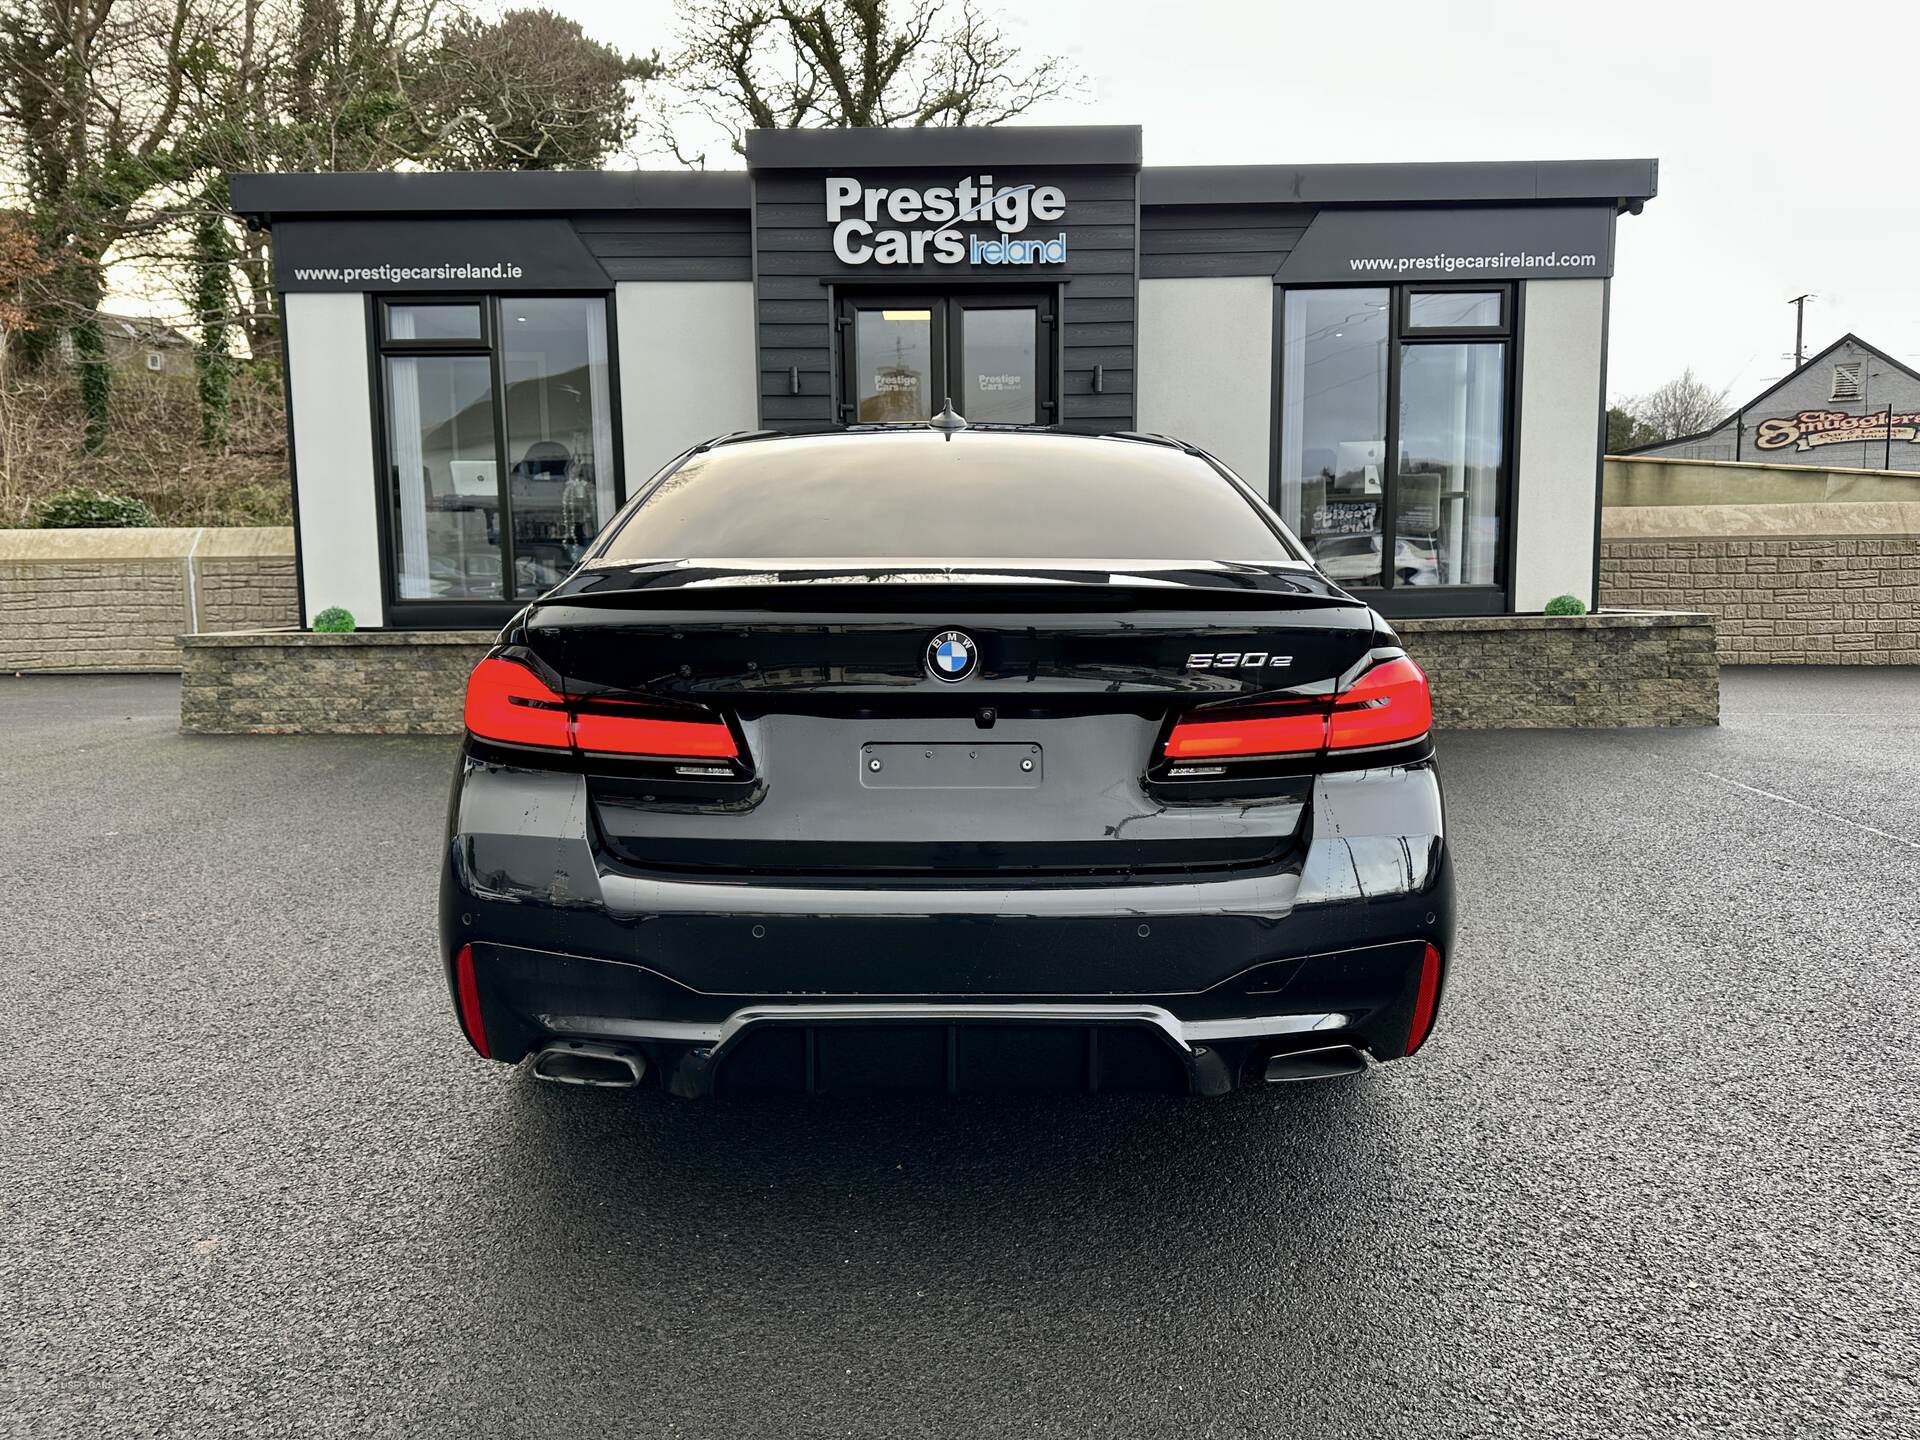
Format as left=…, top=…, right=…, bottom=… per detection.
left=568, top=0, right=1918, bottom=407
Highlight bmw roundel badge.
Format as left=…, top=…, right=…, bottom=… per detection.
left=926, top=630, right=978, bottom=683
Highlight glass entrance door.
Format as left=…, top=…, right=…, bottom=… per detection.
left=839, top=292, right=1053, bottom=426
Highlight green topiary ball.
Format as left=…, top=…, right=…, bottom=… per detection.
left=1543, top=594, right=1588, bottom=616
left=31, top=487, right=157, bottom=529
left=312, top=606, right=356, bottom=633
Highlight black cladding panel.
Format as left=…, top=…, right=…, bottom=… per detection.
left=750, top=165, right=1139, bottom=434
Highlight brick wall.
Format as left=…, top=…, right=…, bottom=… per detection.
left=1600, top=503, right=1920, bottom=665
left=181, top=614, right=1718, bottom=736
left=0, top=527, right=297, bottom=672
left=180, top=631, right=494, bottom=734
left=199, top=555, right=298, bottom=633
left=0, top=556, right=190, bottom=671
left=1398, top=613, right=1718, bottom=728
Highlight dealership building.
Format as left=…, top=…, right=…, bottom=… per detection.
left=228, top=127, right=1658, bottom=631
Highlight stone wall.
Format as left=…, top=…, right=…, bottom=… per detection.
left=1397, top=613, right=1718, bottom=728
left=1600, top=502, right=1920, bottom=665
left=180, top=614, right=1718, bottom=735
left=199, top=552, right=299, bottom=633
left=0, top=527, right=297, bottom=672
left=180, top=631, right=493, bottom=735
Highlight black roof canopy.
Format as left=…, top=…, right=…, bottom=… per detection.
left=231, top=132, right=1656, bottom=224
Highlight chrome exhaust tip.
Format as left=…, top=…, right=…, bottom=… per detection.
left=1263, top=1044, right=1372, bottom=1084
left=532, top=1040, right=647, bottom=1088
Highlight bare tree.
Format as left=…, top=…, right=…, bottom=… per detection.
left=1626, top=367, right=1731, bottom=442
left=413, top=8, right=659, bottom=171
left=655, top=0, right=1079, bottom=165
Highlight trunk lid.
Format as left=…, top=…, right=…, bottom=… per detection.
left=523, top=562, right=1382, bottom=879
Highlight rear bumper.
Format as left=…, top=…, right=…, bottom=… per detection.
left=459, top=937, right=1445, bottom=1096
left=440, top=755, right=1453, bottom=1096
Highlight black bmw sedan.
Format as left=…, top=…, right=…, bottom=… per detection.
left=439, top=424, right=1453, bottom=1097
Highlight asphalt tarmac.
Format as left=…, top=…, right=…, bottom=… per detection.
left=2, top=669, right=1915, bottom=1438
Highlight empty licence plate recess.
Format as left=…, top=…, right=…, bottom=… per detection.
left=860, top=742, right=1043, bottom=789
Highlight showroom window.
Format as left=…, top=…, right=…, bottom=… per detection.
left=1277, top=284, right=1513, bottom=611
left=377, top=295, right=618, bottom=619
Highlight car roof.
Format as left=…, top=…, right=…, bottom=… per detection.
left=685, top=425, right=1214, bottom=469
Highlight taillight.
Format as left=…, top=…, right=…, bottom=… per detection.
left=572, top=706, right=738, bottom=760
left=464, top=655, right=570, bottom=749
left=1158, top=655, right=1432, bottom=766
left=1406, top=942, right=1442, bottom=1055
left=1163, top=706, right=1325, bottom=761
left=1328, top=656, right=1431, bottom=751
left=463, top=655, right=738, bottom=762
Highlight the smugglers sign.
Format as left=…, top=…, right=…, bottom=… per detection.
left=827, top=175, right=1068, bottom=266
left=1754, top=408, right=1920, bottom=452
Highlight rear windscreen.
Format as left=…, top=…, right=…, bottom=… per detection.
left=599, top=431, right=1298, bottom=563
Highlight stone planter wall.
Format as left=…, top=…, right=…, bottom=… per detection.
left=1397, top=612, right=1718, bottom=728
left=180, top=612, right=1718, bottom=735
left=179, top=630, right=493, bottom=735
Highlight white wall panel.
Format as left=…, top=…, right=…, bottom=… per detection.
left=285, top=292, right=381, bottom=627
left=1137, top=277, right=1273, bottom=490
left=615, top=282, right=758, bottom=481
left=1515, top=279, right=1608, bottom=611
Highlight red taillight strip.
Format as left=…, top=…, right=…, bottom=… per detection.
left=1158, top=655, right=1432, bottom=765
left=572, top=708, right=738, bottom=759
left=1164, top=708, right=1326, bottom=760
left=1406, top=943, right=1442, bottom=1055
left=453, top=943, right=490, bottom=1058
left=1328, top=656, right=1431, bottom=751
left=463, top=655, right=738, bottom=761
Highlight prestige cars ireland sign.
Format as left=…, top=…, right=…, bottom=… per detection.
left=827, top=175, right=1068, bottom=267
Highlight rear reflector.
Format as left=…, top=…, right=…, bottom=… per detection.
left=1406, top=943, right=1442, bottom=1055
left=1328, top=656, right=1431, bottom=751
left=453, top=943, right=490, bottom=1058
left=463, top=655, right=737, bottom=760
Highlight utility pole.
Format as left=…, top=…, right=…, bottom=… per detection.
left=1788, top=294, right=1815, bottom=369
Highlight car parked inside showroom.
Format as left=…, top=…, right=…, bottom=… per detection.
left=440, top=417, right=1452, bottom=1097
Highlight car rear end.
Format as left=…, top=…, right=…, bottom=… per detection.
left=439, top=429, right=1452, bottom=1097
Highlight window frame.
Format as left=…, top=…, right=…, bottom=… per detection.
left=369, top=291, right=623, bottom=628
left=380, top=299, right=491, bottom=349
left=1274, top=281, right=1520, bottom=616
left=1401, top=285, right=1508, bottom=337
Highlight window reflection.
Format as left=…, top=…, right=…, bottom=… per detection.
left=1407, top=291, right=1502, bottom=329
left=1280, top=286, right=1509, bottom=592
left=961, top=308, right=1037, bottom=424
left=1278, top=289, right=1389, bottom=584
left=386, top=353, right=501, bottom=599
left=379, top=296, right=619, bottom=606
left=386, top=303, right=482, bottom=342
left=855, top=309, right=932, bottom=421
left=501, top=298, right=617, bottom=595
left=1398, top=343, right=1503, bottom=586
